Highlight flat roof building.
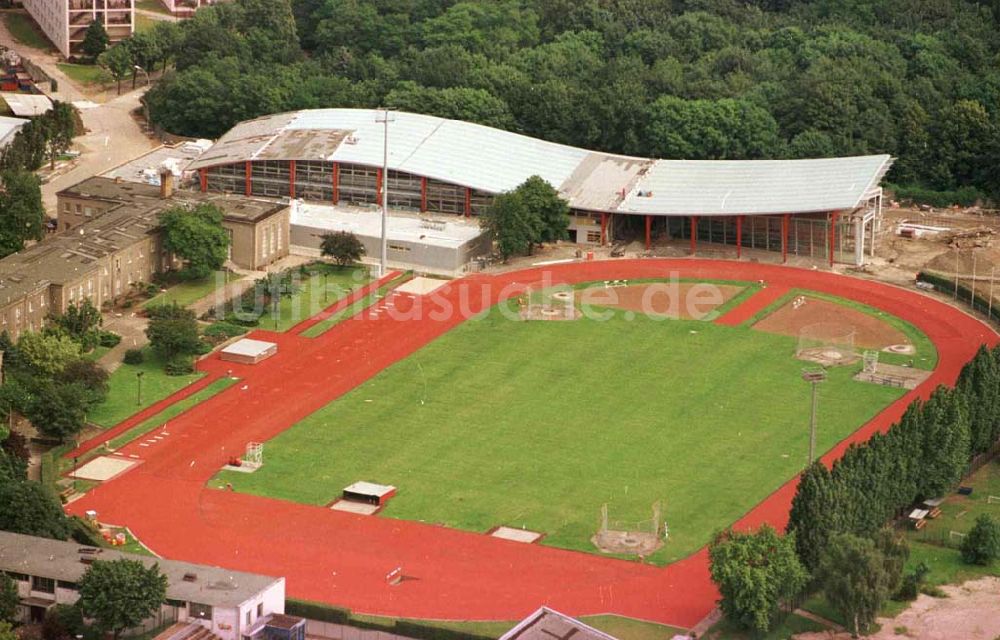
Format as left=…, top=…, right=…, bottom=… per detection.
left=20, top=0, right=134, bottom=60
left=0, top=531, right=287, bottom=640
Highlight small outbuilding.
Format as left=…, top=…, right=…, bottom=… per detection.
left=220, top=339, right=278, bottom=365
left=342, top=481, right=397, bottom=506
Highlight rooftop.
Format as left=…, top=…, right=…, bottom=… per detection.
left=188, top=108, right=893, bottom=217
left=0, top=115, right=28, bottom=147
left=500, top=607, right=620, bottom=640
left=292, top=202, right=484, bottom=249
left=0, top=531, right=281, bottom=608
left=0, top=92, right=52, bottom=117
left=101, top=141, right=214, bottom=185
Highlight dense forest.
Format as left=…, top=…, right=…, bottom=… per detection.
left=140, top=0, right=1000, bottom=201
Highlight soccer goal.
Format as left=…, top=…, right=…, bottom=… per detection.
left=988, top=495, right=1000, bottom=505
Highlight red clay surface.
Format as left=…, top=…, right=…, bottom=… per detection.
left=753, top=296, right=909, bottom=349
left=65, top=261, right=996, bottom=628
left=582, top=282, right=744, bottom=320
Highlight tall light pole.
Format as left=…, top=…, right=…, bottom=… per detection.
left=375, top=108, right=395, bottom=277
left=801, top=368, right=827, bottom=464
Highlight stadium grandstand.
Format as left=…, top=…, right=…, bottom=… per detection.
left=188, top=109, right=893, bottom=266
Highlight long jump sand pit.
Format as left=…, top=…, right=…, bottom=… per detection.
left=576, top=283, right=744, bottom=320
left=71, top=456, right=137, bottom=481
left=753, top=296, right=909, bottom=349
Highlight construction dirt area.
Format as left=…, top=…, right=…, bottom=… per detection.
left=795, top=577, right=1000, bottom=640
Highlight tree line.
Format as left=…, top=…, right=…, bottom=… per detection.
left=710, top=344, right=1000, bottom=636
left=124, top=0, right=1000, bottom=203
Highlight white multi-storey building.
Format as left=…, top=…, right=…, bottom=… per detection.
left=20, top=0, right=134, bottom=60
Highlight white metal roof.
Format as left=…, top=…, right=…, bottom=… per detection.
left=0, top=115, right=28, bottom=148
left=293, top=202, right=483, bottom=249
left=0, top=92, right=52, bottom=117
left=221, top=338, right=277, bottom=358
left=189, top=109, right=893, bottom=218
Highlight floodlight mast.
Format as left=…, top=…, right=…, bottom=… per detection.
left=801, top=368, right=828, bottom=464
left=375, top=108, right=395, bottom=277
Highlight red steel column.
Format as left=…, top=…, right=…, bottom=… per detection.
left=645, top=215, right=652, bottom=250
left=829, top=211, right=839, bottom=267
left=736, top=215, right=743, bottom=259
left=244, top=161, right=251, bottom=197
left=600, top=212, right=607, bottom=246
left=465, top=188, right=472, bottom=218
left=288, top=160, right=296, bottom=199
left=420, top=177, right=428, bottom=213
left=375, top=168, right=383, bottom=204
left=332, top=163, right=339, bottom=204
left=690, top=216, right=698, bottom=255
left=782, top=214, right=790, bottom=263
left=198, top=168, right=207, bottom=193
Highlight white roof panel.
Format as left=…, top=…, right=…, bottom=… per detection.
left=221, top=338, right=277, bottom=358
left=189, top=109, right=893, bottom=217
left=621, top=157, right=892, bottom=216
left=0, top=115, right=28, bottom=147
left=0, top=93, right=52, bottom=117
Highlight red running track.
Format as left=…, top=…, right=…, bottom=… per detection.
left=65, top=260, right=996, bottom=628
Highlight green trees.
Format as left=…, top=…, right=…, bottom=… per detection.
left=708, top=525, right=808, bottom=633
left=98, top=45, right=134, bottom=95
left=16, top=332, right=82, bottom=378
left=0, top=573, right=16, bottom=623
left=0, top=171, right=45, bottom=258
left=480, top=176, right=568, bottom=260
left=0, top=480, right=71, bottom=539
left=818, top=533, right=900, bottom=636
left=960, top=514, right=1000, bottom=565
left=159, top=203, right=230, bottom=280
left=146, top=303, right=203, bottom=373
left=50, top=300, right=103, bottom=350
left=645, top=97, right=782, bottom=160
left=0, top=102, right=79, bottom=175
left=82, top=20, right=110, bottom=61
left=320, top=231, right=365, bottom=266
left=78, top=559, right=168, bottom=640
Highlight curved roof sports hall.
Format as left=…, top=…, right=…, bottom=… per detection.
left=189, top=109, right=892, bottom=265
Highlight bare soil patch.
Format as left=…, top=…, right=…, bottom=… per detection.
left=579, top=283, right=744, bottom=320
left=795, top=577, right=1000, bottom=640
left=753, top=297, right=908, bottom=349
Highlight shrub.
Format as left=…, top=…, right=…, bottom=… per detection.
left=122, top=348, right=144, bottom=365
left=204, top=322, right=247, bottom=339
left=98, top=331, right=121, bottom=348
left=961, top=514, right=1000, bottom=565
left=164, top=355, right=195, bottom=376
left=887, top=184, right=988, bottom=208
left=895, top=561, right=930, bottom=601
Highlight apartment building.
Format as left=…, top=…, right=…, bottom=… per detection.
left=20, top=0, right=134, bottom=59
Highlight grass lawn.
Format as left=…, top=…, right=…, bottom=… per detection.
left=135, top=13, right=158, bottom=34
left=88, top=347, right=204, bottom=428
left=3, top=12, right=54, bottom=51
left=56, top=63, right=111, bottom=88
left=216, top=286, right=909, bottom=563
left=144, top=271, right=240, bottom=309
left=300, top=271, right=411, bottom=338
left=250, top=264, right=370, bottom=332
left=107, top=377, right=237, bottom=450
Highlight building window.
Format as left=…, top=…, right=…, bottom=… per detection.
left=245, top=610, right=251, bottom=626
left=75, top=204, right=81, bottom=214
left=189, top=602, right=212, bottom=619
left=32, top=576, right=55, bottom=594
left=257, top=603, right=263, bottom=617
left=7, top=573, right=27, bottom=582
left=57, top=580, right=77, bottom=591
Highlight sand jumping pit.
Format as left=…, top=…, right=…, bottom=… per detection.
left=490, top=526, right=543, bottom=543
left=71, top=456, right=137, bottom=481
left=577, top=283, right=744, bottom=320
left=591, top=530, right=663, bottom=556
left=753, top=297, right=910, bottom=349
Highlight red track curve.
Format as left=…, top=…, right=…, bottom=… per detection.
left=65, top=260, right=996, bottom=628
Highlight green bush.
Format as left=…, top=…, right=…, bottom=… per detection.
left=204, top=322, right=248, bottom=339
left=888, top=184, right=988, bottom=208
left=895, top=561, right=930, bottom=601
left=961, top=514, right=1000, bottom=565
left=164, top=355, right=195, bottom=376
left=122, top=348, right=144, bottom=365
left=98, top=331, right=121, bottom=348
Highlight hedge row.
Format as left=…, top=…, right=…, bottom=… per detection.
left=284, top=599, right=492, bottom=640
left=887, top=183, right=988, bottom=208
